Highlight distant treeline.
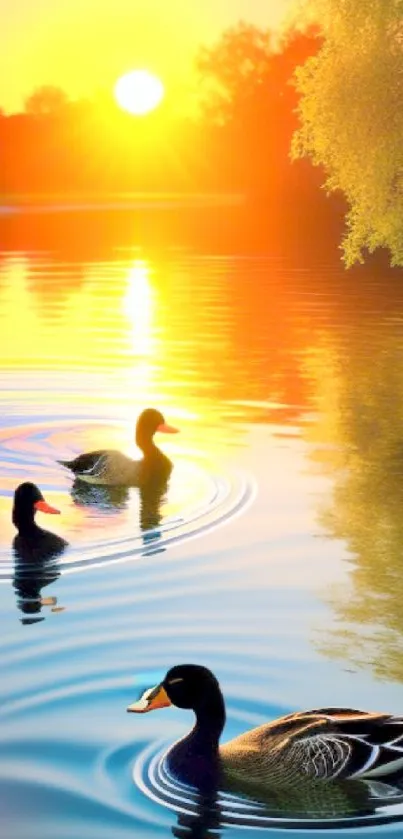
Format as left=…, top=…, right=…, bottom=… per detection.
left=0, top=24, right=345, bottom=240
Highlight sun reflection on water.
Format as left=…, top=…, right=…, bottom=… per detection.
left=3, top=246, right=403, bottom=685
left=123, top=260, right=154, bottom=359
left=122, top=260, right=157, bottom=453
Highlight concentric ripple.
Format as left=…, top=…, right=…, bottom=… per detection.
left=0, top=416, right=256, bottom=579
left=3, top=249, right=403, bottom=839
left=132, top=740, right=403, bottom=831
left=4, top=664, right=403, bottom=839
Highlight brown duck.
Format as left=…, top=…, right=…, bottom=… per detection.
left=128, top=664, right=403, bottom=800
left=59, top=408, right=179, bottom=487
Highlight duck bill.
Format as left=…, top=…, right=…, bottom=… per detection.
left=127, top=684, right=171, bottom=713
left=34, top=500, right=61, bottom=515
left=156, top=423, right=179, bottom=434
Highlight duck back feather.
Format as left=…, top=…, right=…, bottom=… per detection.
left=221, top=709, right=403, bottom=786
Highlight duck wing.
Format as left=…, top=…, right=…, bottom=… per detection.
left=278, top=710, right=403, bottom=781
left=75, top=452, right=110, bottom=483
left=58, top=450, right=106, bottom=475
left=222, top=709, right=403, bottom=786
left=75, top=450, right=140, bottom=486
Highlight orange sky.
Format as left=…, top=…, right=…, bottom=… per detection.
left=0, top=0, right=296, bottom=113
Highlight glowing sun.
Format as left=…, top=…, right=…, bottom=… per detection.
left=114, top=70, right=164, bottom=116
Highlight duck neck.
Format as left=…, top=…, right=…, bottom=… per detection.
left=190, top=689, right=226, bottom=753
left=168, top=688, right=225, bottom=792
left=12, top=509, right=40, bottom=537
left=168, top=690, right=225, bottom=793
left=136, top=432, right=158, bottom=457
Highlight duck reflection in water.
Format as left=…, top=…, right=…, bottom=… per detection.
left=172, top=792, right=221, bottom=839
left=71, top=471, right=170, bottom=554
left=12, top=482, right=67, bottom=625
left=139, top=472, right=170, bottom=554
left=70, top=480, right=130, bottom=511
left=168, top=779, right=403, bottom=835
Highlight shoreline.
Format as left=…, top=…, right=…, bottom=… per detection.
left=0, top=192, right=245, bottom=214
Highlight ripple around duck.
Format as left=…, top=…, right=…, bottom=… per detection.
left=0, top=417, right=256, bottom=580
left=4, top=667, right=403, bottom=838
left=2, top=480, right=403, bottom=839
left=132, top=740, right=403, bottom=832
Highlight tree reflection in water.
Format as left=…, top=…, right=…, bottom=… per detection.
left=308, top=330, right=403, bottom=681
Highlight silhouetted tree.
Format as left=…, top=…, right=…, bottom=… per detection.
left=25, top=85, right=69, bottom=115
left=197, top=23, right=275, bottom=124
left=197, top=23, right=320, bottom=125
left=196, top=23, right=321, bottom=194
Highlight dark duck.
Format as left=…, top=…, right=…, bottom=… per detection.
left=59, top=408, right=179, bottom=487
left=12, top=482, right=67, bottom=623
left=128, top=664, right=403, bottom=813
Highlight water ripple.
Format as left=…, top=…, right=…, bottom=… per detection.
left=0, top=416, right=256, bottom=579
left=133, top=740, right=403, bottom=831
left=3, top=668, right=403, bottom=835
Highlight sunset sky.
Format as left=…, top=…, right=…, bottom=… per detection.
left=0, top=0, right=295, bottom=113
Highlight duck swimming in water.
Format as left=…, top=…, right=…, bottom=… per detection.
left=128, top=664, right=403, bottom=802
left=58, top=408, right=179, bottom=487
left=12, top=482, right=64, bottom=551
left=12, top=482, right=67, bottom=623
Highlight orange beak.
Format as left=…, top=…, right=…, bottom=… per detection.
left=156, top=423, right=179, bottom=434
left=34, top=499, right=61, bottom=515
left=127, top=684, right=172, bottom=713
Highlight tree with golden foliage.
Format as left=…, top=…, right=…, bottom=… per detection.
left=292, top=0, right=403, bottom=267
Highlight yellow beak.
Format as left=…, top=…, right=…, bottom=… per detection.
left=127, top=684, right=172, bottom=713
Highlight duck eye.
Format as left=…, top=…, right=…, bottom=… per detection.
left=168, top=677, right=184, bottom=685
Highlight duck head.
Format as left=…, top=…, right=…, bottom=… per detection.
left=135, top=408, right=179, bottom=453
left=12, top=482, right=60, bottom=534
left=127, top=664, right=226, bottom=733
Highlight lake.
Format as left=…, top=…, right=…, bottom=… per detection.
left=1, top=209, right=403, bottom=838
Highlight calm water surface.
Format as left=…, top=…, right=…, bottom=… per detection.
left=1, top=226, right=403, bottom=838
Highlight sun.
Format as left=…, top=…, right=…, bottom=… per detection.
left=114, top=70, right=164, bottom=116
